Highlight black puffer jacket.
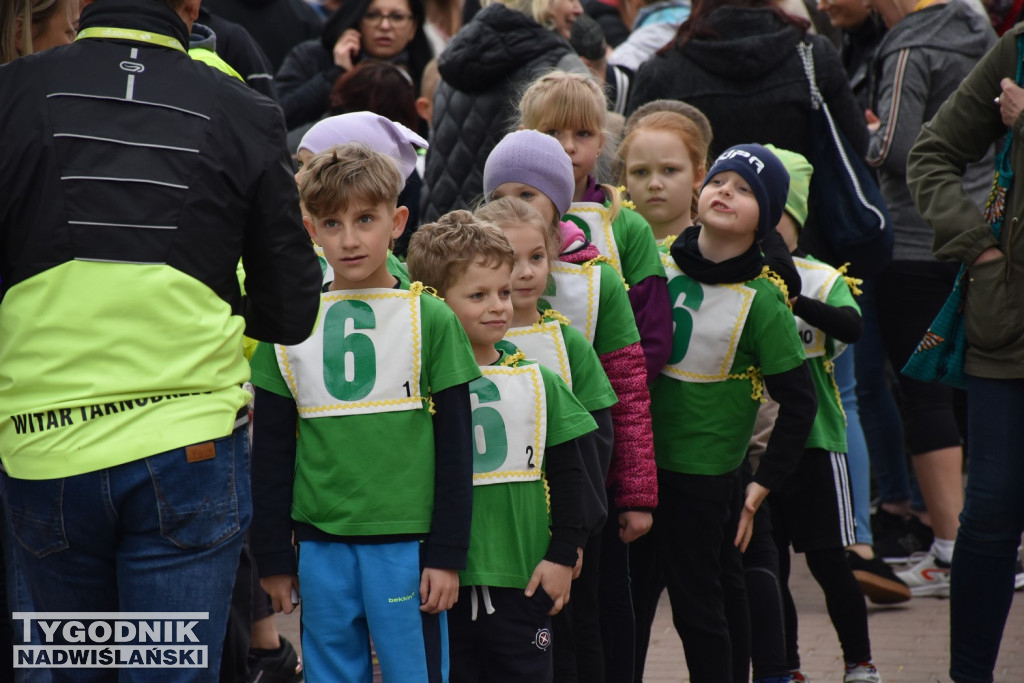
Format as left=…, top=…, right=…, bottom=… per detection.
left=422, top=3, right=586, bottom=222
left=627, top=6, right=868, bottom=264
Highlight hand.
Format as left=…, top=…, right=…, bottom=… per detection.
left=572, top=546, right=584, bottom=580
left=998, top=78, right=1024, bottom=129
left=525, top=560, right=573, bottom=615
left=973, top=246, right=1003, bottom=266
left=864, top=108, right=880, bottom=132
left=261, top=574, right=300, bottom=615
left=734, top=481, right=771, bottom=553
left=333, top=28, right=361, bottom=71
left=419, top=567, right=459, bottom=614
left=618, top=510, right=653, bottom=544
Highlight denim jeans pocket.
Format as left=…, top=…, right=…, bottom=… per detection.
left=146, top=432, right=246, bottom=550
left=3, top=478, right=69, bottom=559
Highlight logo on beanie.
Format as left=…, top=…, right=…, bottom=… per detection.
left=534, top=628, right=551, bottom=650
left=715, top=149, right=765, bottom=174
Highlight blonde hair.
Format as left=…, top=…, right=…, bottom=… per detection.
left=406, top=210, right=516, bottom=296
left=482, top=0, right=560, bottom=30
left=299, top=143, right=402, bottom=218
left=1, top=0, right=69, bottom=64
left=476, top=196, right=559, bottom=263
left=518, top=70, right=621, bottom=220
left=617, top=111, right=710, bottom=220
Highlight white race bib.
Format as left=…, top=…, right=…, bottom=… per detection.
left=541, top=262, right=601, bottom=344
left=566, top=202, right=623, bottom=278
left=470, top=364, right=547, bottom=486
left=504, top=319, right=573, bottom=389
left=794, top=257, right=846, bottom=359
left=661, top=253, right=756, bottom=382
left=277, top=289, right=423, bottom=417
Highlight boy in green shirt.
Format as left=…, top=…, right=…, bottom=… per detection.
left=650, top=144, right=817, bottom=681
left=407, top=210, right=596, bottom=682
left=248, top=144, right=481, bottom=682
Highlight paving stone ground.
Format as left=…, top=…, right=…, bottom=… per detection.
left=275, top=553, right=1024, bottom=681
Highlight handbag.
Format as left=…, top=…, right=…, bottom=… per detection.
left=797, top=42, right=894, bottom=280
left=902, top=35, right=1024, bottom=389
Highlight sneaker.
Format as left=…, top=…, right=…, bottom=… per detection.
left=846, top=550, right=911, bottom=604
left=790, top=671, right=811, bottom=682
left=1015, top=558, right=1024, bottom=591
left=844, top=661, right=882, bottom=683
left=249, top=636, right=303, bottom=683
left=872, top=510, right=933, bottom=564
left=896, top=552, right=951, bottom=598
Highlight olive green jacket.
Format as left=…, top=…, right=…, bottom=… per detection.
left=908, top=25, right=1024, bottom=377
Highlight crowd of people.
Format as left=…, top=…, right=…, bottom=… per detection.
left=2, top=0, right=1024, bottom=681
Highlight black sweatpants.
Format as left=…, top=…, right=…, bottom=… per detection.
left=655, top=468, right=750, bottom=683
left=449, top=585, right=555, bottom=682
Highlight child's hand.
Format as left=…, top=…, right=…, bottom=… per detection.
left=572, top=546, right=584, bottom=580
left=333, top=28, right=361, bottom=71
left=618, top=510, right=653, bottom=544
left=525, top=560, right=573, bottom=615
left=419, top=567, right=459, bottom=614
left=261, top=574, right=300, bottom=615
left=734, top=481, right=771, bottom=552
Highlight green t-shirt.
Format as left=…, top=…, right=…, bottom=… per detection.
left=502, top=310, right=618, bottom=413
left=794, top=256, right=861, bottom=453
left=564, top=201, right=665, bottom=286
left=539, top=259, right=640, bottom=356
left=249, top=285, right=480, bottom=536
left=651, top=256, right=806, bottom=475
left=462, top=351, right=596, bottom=589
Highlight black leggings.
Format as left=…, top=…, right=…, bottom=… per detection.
left=777, top=547, right=871, bottom=667
left=875, top=260, right=964, bottom=455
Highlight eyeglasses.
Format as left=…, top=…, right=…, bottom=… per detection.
left=362, top=11, right=414, bottom=26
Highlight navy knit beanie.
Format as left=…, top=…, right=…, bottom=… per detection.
left=701, top=144, right=790, bottom=241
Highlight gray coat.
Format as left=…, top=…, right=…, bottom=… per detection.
left=867, top=1, right=996, bottom=261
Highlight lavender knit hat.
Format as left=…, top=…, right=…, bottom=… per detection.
left=298, top=112, right=427, bottom=190
left=483, top=129, right=575, bottom=217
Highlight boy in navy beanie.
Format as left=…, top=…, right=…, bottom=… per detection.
left=650, top=143, right=817, bottom=681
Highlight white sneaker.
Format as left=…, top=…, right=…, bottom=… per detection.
left=896, top=552, right=950, bottom=598
left=844, top=661, right=882, bottom=683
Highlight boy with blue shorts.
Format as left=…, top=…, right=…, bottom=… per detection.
left=249, top=144, right=481, bottom=682
left=407, top=211, right=595, bottom=681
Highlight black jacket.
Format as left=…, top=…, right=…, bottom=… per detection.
left=628, top=7, right=867, bottom=159
left=203, top=0, right=323, bottom=71
left=198, top=5, right=278, bottom=100
left=422, top=3, right=585, bottom=222
left=0, top=0, right=321, bottom=343
left=627, top=6, right=868, bottom=264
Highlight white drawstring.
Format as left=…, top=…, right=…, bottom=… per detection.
left=469, top=585, right=497, bottom=621
left=481, top=586, right=495, bottom=616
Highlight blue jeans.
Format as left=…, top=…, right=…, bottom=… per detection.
left=950, top=376, right=1024, bottom=683
left=834, top=349, right=872, bottom=545
left=3, top=428, right=251, bottom=682
left=854, top=279, right=911, bottom=504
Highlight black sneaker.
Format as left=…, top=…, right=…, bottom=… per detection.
left=249, top=636, right=303, bottom=683
left=846, top=550, right=912, bottom=604
left=872, top=510, right=934, bottom=564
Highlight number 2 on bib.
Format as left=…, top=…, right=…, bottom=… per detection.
left=323, top=300, right=377, bottom=401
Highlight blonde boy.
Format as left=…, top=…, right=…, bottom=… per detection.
left=407, top=212, right=596, bottom=681
left=248, top=145, right=481, bottom=682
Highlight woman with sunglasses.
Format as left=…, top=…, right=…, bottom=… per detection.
left=277, top=0, right=433, bottom=129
